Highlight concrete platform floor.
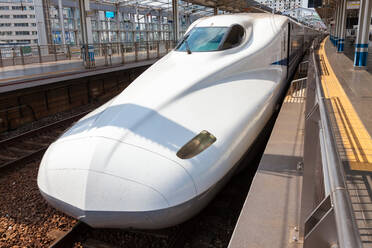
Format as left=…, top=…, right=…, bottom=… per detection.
left=228, top=79, right=305, bottom=248
left=325, top=38, right=372, bottom=141
left=0, top=50, right=161, bottom=84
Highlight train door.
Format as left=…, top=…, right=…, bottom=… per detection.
left=281, top=23, right=287, bottom=70
left=286, top=22, right=291, bottom=79
left=286, top=22, right=292, bottom=79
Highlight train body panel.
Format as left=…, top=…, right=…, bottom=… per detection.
left=38, top=13, right=321, bottom=229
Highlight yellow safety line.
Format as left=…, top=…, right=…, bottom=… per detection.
left=318, top=37, right=372, bottom=171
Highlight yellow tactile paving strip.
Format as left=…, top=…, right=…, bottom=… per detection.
left=318, top=37, right=372, bottom=171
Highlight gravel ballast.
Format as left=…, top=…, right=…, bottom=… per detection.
left=0, top=161, right=77, bottom=247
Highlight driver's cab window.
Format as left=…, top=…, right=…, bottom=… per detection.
left=176, top=24, right=245, bottom=53
left=220, top=25, right=245, bottom=50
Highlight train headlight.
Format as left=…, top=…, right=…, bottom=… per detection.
left=176, top=130, right=216, bottom=159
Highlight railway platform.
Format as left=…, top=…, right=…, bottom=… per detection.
left=321, top=37, right=372, bottom=246
left=228, top=57, right=306, bottom=248
left=228, top=36, right=372, bottom=248
left=0, top=59, right=157, bottom=93
left=0, top=43, right=172, bottom=92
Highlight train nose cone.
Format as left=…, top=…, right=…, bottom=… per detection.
left=37, top=137, right=197, bottom=228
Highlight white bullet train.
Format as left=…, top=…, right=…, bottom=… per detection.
left=38, top=13, right=319, bottom=229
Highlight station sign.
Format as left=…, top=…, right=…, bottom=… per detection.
left=106, top=11, right=115, bottom=19
left=347, top=1, right=360, bottom=9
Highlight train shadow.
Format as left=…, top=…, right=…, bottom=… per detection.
left=62, top=103, right=212, bottom=156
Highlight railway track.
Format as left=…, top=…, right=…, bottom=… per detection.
left=0, top=111, right=90, bottom=170
left=49, top=220, right=195, bottom=248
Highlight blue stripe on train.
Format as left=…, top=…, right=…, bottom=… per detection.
left=272, top=58, right=288, bottom=66
left=271, top=49, right=301, bottom=66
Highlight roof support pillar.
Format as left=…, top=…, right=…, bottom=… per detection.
left=172, top=0, right=179, bottom=42
left=58, top=0, right=66, bottom=46
left=334, top=2, right=341, bottom=47
left=214, top=7, right=218, bottom=15
left=337, top=0, right=347, bottom=52
left=354, top=0, right=372, bottom=68
left=78, top=0, right=94, bottom=68
left=331, top=4, right=338, bottom=46
left=116, top=4, right=122, bottom=43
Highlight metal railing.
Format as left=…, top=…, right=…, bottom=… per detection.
left=0, top=40, right=177, bottom=69
left=300, top=37, right=362, bottom=248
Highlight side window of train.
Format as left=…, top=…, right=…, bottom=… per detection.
left=220, top=24, right=245, bottom=50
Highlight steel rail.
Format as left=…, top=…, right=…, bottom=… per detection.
left=0, top=111, right=90, bottom=170
left=49, top=221, right=87, bottom=248
left=312, top=43, right=362, bottom=248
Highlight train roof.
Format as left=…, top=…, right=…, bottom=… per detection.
left=188, top=13, right=318, bottom=32
left=194, top=13, right=287, bottom=27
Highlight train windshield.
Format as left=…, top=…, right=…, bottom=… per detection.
left=176, top=27, right=228, bottom=52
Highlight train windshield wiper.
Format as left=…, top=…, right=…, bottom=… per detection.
left=181, top=35, right=192, bottom=54
left=184, top=39, right=192, bottom=54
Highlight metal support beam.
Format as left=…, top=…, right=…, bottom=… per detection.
left=354, top=0, right=372, bottom=68
left=331, top=6, right=337, bottom=46
left=73, top=8, right=80, bottom=45
left=337, top=0, right=347, bottom=53
left=78, top=0, right=94, bottom=68
left=116, top=4, right=122, bottom=43
left=172, top=0, right=179, bottom=42
left=330, top=9, right=336, bottom=46
left=34, top=0, right=48, bottom=46
left=58, top=0, right=66, bottom=46
left=334, top=3, right=341, bottom=47
left=42, top=0, right=53, bottom=46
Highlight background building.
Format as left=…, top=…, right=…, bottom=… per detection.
left=0, top=0, right=39, bottom=45
left=256, top=0, right=302, bottom=13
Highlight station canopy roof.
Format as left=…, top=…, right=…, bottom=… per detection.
left=98, top=0, right=272, bottom=15
left=311, top=0, right=342, bottom=25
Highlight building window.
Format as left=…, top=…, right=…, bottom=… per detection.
left=12, top=6, right=27, bottom=11
left=32, top=31, right=37, bottom=35
left=29, top=6, right=34, bottom=10
left=0, top=23, right=11, bottom=27
left=16, top=40, right=31, bottom=44
left=29, top=15, right=35, bottom=18
left=0, top=15, right=10, bottom=18
left=14, top=23, right=29, bottom=27
left=15, top=31, right=30, bottom=35
left=31, top=23, right=36, bottom=26
left=0, top=6, right=9, bottom=10
left=0, top=31, right=12, bottom=36
left=13, top=15, right=27, bottom=18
